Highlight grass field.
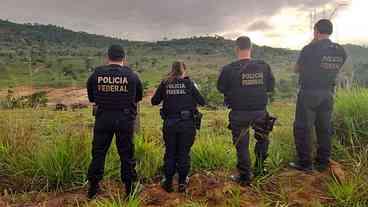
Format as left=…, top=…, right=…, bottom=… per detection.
left=0, top=90, right=367, bottom=206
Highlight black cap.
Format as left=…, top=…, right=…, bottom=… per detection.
left=314, top=19, right=333, bottom=35
left=108, top=44, right=125, bottom=61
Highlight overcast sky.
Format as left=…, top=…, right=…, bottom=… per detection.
left=0, top=0, right=366, bottom=49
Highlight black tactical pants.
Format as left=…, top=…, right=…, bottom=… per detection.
left=163, top=118, right=196, bottom=184
left=294, top=89, right=334, bottom=167
left=229, top=110, right=269, bottom=178
left=87, top=109, right=137, bottom=185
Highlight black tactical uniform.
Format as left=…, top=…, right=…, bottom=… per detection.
left=86, top=64, right=143, bottom=196
left=151, top=77, right=206, bottom=192
left=293, top=39, right=347, bottom=170
left=217, top=59, right=275, bottom=182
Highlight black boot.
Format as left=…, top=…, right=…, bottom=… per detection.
left=230, top=174, right=251, bottom=187
left=315, top=158, right=330, bottom=172
left=87, top=181, right=100, bottom=199
left=160, top=177, right=174, bottom=193
left=178, top=176, right=189, bottom=193
left=289, top=161, right=313, bottom=172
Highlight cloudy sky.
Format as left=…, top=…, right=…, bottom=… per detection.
left=0, top=0, right=366, bottom=49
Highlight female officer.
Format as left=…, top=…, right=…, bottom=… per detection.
left=151, top=61, right=206, bottom=193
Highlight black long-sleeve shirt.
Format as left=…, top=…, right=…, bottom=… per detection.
left=217, top=59, right=275, bottom=110
left=151, top=77, right=206, bottom=115
left=87, top=64, right=143, bottom=114
left=296, top=39, right=347, bottom=90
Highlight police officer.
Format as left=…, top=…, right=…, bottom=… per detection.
left=86, top=45, right=143, bottom=198
left=151, top=61, right=206, bottom=193
left=217, top=36, right=275, bottom=186
left=289, top=19, right=347, bottom=172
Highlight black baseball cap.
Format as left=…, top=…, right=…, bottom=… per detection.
left=108, top=44, right=125, bottom=61
left=314, top=19, right=333, bottom=35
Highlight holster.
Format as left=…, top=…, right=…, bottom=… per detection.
left=193, top=110, right=203, bottom=130
left=252, top=112, right=277, bottom=135
left=92, top=105, right=98, bottom=116
left=160, top=108, right=167, bottom=120
left=180, top=110, right=192, bottom=120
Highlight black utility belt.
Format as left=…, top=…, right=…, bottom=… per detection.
left=100, top=108, right=130, bottom=112
left=162, top=110, right=193, bottom=120
left=93, top=105, right=132, bottom=116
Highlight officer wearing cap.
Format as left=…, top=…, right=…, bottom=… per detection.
left=217, top=36, right=275, bottom=186
left=289, top=19, right=347, bottom=172
left=151, top=61, right=206, bottom=193
left=86, top=44, right=143, bottom=198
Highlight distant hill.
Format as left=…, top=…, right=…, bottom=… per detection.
left=0, top=19, right=366, bottom=90
left=0, top=19, right=298, bottom=59
left=344, top=44, right=368, bottom=63
left=0, top=19, right=128, bottom=48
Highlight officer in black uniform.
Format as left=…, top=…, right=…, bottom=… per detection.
left=217, top=36, right=275, bottom=186
left=289, top=19, right=347, bottom=172
left=151, top=61, right=206, bottom=193
left=86, top=45, right=143, bottom=198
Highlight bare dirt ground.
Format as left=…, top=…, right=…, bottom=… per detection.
left=0, top=86, right=89, bottom=107
left=0, top=162, right=345, bottom=207
left=0, top=86, right=156, bottom=107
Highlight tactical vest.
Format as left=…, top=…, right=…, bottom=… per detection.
left=93, top=65, right=137, bottom=111
left=228, top=61, right=269, bottom=111
left=300, top=40, right=346, bottom=90
left=162, top=78, right=197, bottom=116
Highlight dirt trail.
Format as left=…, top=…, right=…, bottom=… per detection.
left=0, top=163, right=345, bottom=207
left=0, top=86, right=89, bottom=106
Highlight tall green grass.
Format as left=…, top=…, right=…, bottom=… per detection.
left=192, top=134, right=236, bottom=170
left=334, top=88, right=368, bottom=146
left=0, top=89, right=368, bottom=206
left=328, top=88, right=368, bottom=207
left=327, top=177, right=368, bottom=207
left=34, top=135, right=90, bottom=188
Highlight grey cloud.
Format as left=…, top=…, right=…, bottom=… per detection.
left=247, top=20, right=274, bottom=31
left=0, top=0, right=336, bottom=40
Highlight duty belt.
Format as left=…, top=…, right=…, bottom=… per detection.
left=93, top=105, right=131, bottom=116
left=162, top=110, right=193, bottom=120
